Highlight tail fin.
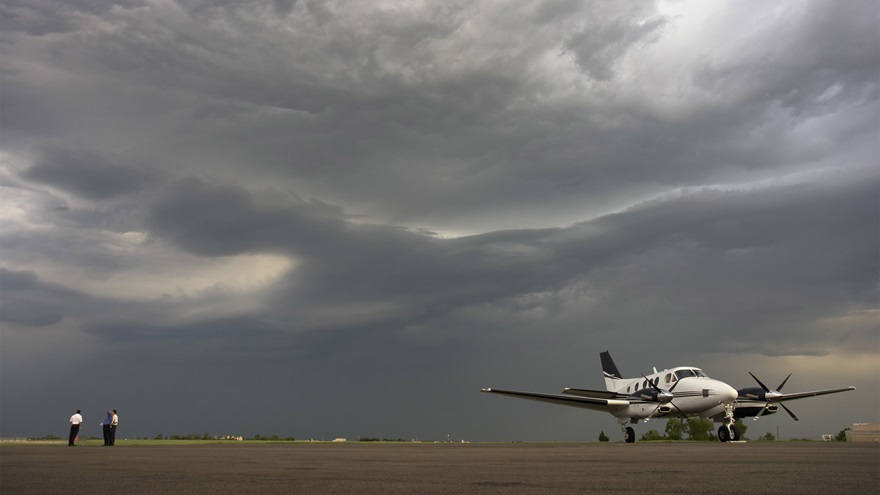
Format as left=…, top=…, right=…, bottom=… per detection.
left=600, top=351, right=622, bottom=391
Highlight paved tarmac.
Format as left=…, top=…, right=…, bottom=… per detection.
left=2, top=442, right=878, bottom=494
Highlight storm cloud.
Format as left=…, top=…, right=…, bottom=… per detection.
left=1, top=0, right=877, bottom=441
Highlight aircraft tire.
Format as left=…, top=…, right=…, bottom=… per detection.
left=718, top=426, right=731, bottom=443
left=624, top=427, right=635, bottom=443
left=731, top=425, right=741, bottom=441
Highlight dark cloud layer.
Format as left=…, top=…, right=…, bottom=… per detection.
left=1, top=0, right=878, bottom=441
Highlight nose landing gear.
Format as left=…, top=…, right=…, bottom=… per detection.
left=717, top=403, right=739, bottom=442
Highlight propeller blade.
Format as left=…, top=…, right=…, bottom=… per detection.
left=748, top=372, right=771, bottom=393
left=669, top=376, right=682, bottom=392
left=671, top=401, right=688, bottom=421
left=779, top=402, right=799, bottom=421
left=776, top=373, right=792, bottom=391
left=752, top=401, right=770, bottom=421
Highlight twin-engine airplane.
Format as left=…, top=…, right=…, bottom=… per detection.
left=481, top=351, right=855, bottom=443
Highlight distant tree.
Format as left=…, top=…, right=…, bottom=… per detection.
left=664, top=419, right=684, bottom=440
left=761, top=432, right=776, bottom=441
left=598, top=431, right=610, bottom=442
left=734, top=419, right=748, bottom=440
left=835, top=428, right=850, bottom=442
left=29, top=435, right=61, bottom=440
left=154, top=434, right=164, bottom=440
left=202, top=432, right=211, bottom=440
left=640, top=429, right=664, bottom=441
left=685, top=418, right=714, bottom=441
left=171, top=433, right=202, bottom=440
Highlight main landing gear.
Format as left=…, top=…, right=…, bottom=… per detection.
left=619, top=418, right=636, bottom=443
left=624, top=427, right=635, bottom=443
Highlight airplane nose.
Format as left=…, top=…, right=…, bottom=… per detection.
left=720, top=383, right=738, bottom=404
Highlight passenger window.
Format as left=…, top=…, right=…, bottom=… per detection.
left=665, top=373, right=671, bottom=384
left=627, top=386, right=630, bottom=393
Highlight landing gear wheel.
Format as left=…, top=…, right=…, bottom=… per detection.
left=718, top=425, right=731, bottom=443
left=624, top=427, right=635, bottom=443
left=731, top=425, right=741, bottom=441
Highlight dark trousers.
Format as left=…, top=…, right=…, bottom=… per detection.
left=68, top=424, right=80, bottom=446
left=103, top=424, right=111, bottom=445
left=109, top=425, right=117, bottom=445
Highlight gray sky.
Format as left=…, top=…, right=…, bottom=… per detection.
left=1, top=0, right=878, bottom=442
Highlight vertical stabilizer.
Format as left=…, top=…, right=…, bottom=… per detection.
left=600, top=351, right=623, bottom=391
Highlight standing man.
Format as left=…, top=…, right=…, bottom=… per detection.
left=101, top=410, right=113, bottom=446
left=68, top=410, right=83, bottom=446
left=109, top=410, right=118, bottom=446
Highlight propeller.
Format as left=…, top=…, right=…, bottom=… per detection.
left=748, top=372, right=799, bottom=421
left=638, top=374, right=688, bottom=421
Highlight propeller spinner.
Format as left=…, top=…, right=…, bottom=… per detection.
left=635, top=374, right=688, bottom=421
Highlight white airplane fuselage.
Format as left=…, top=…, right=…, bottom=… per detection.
left=604, top=368, right=738, bottom=420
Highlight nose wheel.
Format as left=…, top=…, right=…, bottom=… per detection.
left=718, top=425, right=731, bottom=442
left=624, top=426, right=635, bottom=443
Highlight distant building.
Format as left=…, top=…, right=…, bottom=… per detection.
left=332, top=438, right=347, bottom=443
left=845, top=423, right=880, bottom=442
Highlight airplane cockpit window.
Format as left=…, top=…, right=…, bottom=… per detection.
left=674, top=369, right=709, bottom=379
left=675, top=369, right=697, bottom=380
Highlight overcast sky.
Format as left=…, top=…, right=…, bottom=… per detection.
left=1, top=0, right=878, bottom=442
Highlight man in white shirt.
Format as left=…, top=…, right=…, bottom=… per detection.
left=109, top=410, right=118, bottom=446
left=68, top=410, right=83, bottom=446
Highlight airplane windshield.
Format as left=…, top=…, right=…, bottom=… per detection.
left=674, top=369, right=709, bottom=379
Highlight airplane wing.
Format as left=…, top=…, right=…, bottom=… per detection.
left=481, top=388, right=631, bottom=413
left=733, top=386, right=856, bottom=421
left=775, top=386, right=856, bottom=402
left=562, top=387, right=627, bottom=400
